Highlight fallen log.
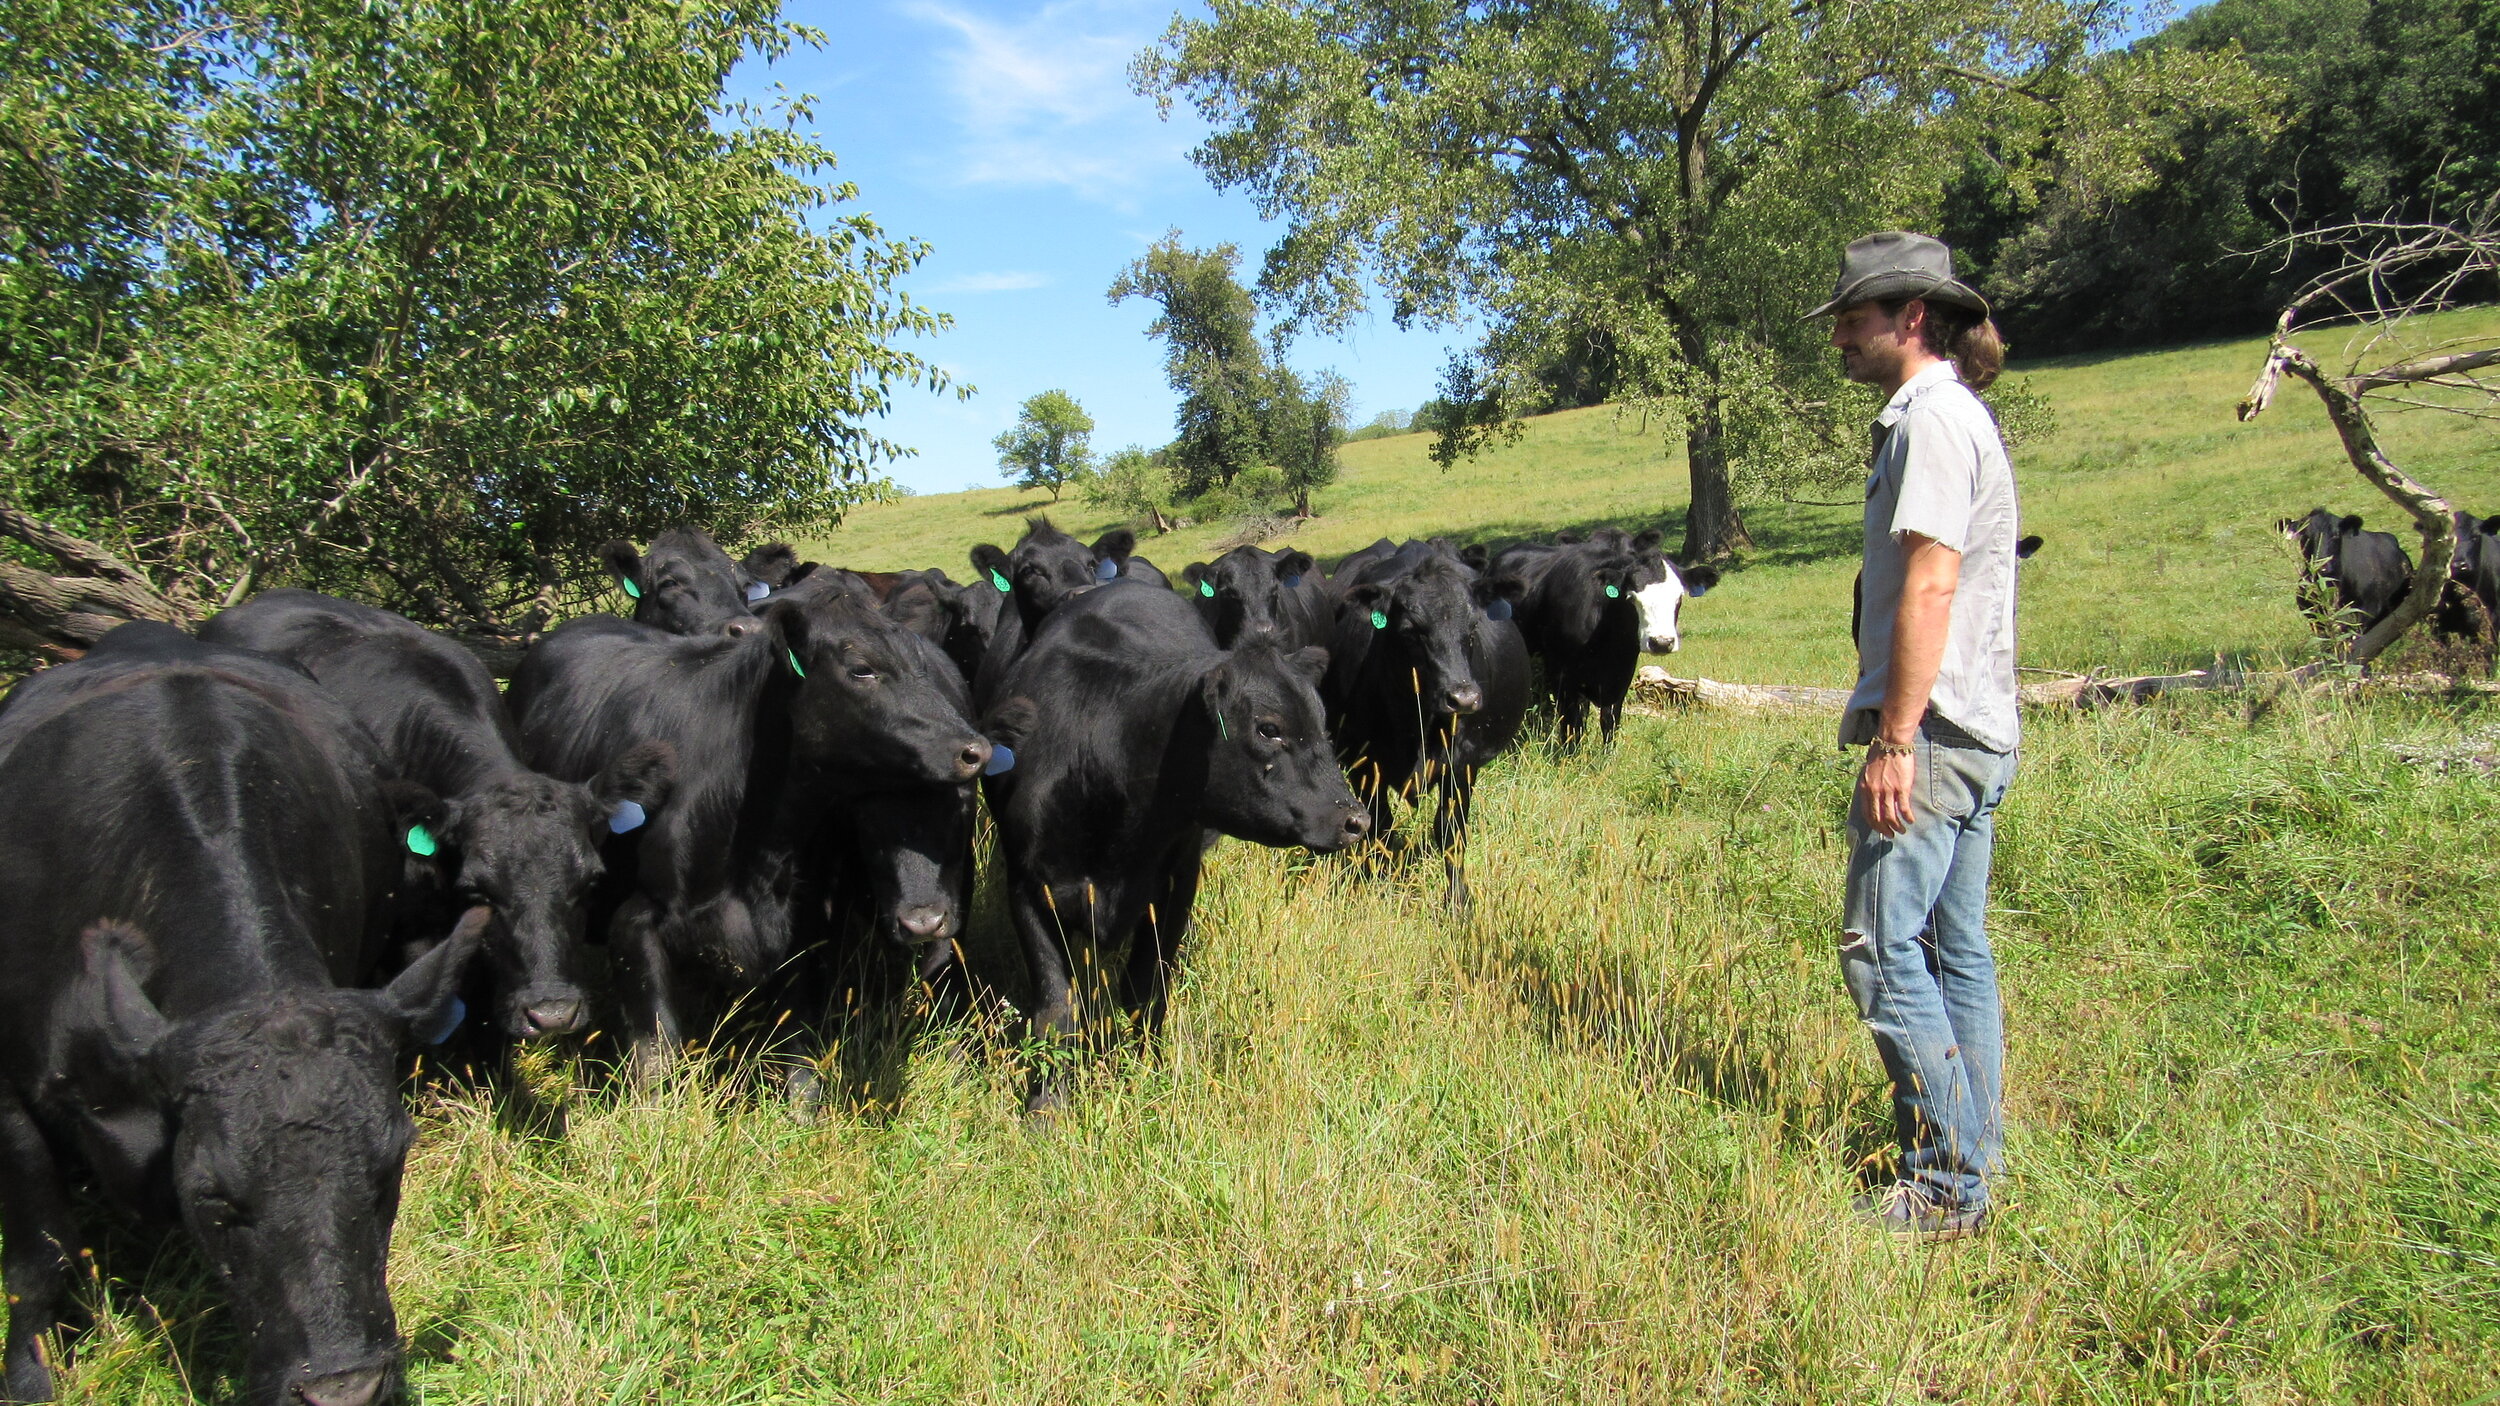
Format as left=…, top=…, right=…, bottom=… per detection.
left=1630, top=665, right=2500, bottom=715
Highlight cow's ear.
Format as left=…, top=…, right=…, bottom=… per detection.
left=1275, top=550, right=1316, bottom=581
left=1287, top=645, right=1330, bottom=686
left=1342, top=582, right=1389, bottom=612
left=1472, top=573, right=1528, bottom=607
left=2016, top=534, right=2043, bottom=560
left=1631, top=528, right=1664, bottom=552
left=1194, top=658, right=1235, bottom=722
left=68, top=922, right=171, bottom=1078
left=599, top=540, right=642, bottom=596
left=379, top=779, right=450, bottom=860
left=593, top=740, right=676, bottom=819
left=2339, top=514, right=2365, bottom=535
left=1679, top=562, right=1721, bottom=596
left=760, top=597, right=812, bottom=670
left=380, top=906, right=490, bottom=1045
left=969, top=543, right=1011, bottom=589
left=1180, top=562, right=1212, bottom=592
left=1458, top=544, right=1489, bottom=572
left=1554, top=530, right=1584, bottom=545
left=982, top=695, right=1039, bottom=750
left=2483, top=516, right=2499, bottom=536
left=742, top=543, right=801, bottom=589
left=1092, top=528, right=1137, bottom=566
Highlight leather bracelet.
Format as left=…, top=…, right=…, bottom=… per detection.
left=1866, top=737, right=1915, bottom=760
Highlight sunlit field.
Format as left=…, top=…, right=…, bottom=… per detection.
left=36, top=319, right=2500, bottom=1403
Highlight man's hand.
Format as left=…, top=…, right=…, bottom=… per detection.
left=1858, top=748, right=1916, bottom=837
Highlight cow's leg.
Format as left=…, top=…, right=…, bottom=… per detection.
left=1554, top=676, right=1589, bottom=753
left=607, top=896, right=683, bottom=1084
left=1122, top=842, right=1204, bottom=1039
left=1, top=1094, right=78, bottom=1403
left=1432, top=761, right=1479, bottom=914
left=1596, top=690, right=1626, bottom=746
left=1345, top=754, right=1401, bottom=869
left=1011, top=880, right=1085, bottom=1115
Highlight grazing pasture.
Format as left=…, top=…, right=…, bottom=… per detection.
left=22, top=321, right=2500, bottom=1403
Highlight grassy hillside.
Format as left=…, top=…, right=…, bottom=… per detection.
left=813, top=311, right=2500, bottom=687
left=38, top=323, right=2500, bottom=1404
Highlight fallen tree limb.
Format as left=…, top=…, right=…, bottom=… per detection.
left=1630, top=665, right=2500, bottom=715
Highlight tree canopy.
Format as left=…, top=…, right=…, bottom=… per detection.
left=1138, top=0, right=2208, bottom=559
left=993, top=390, right=1097, bottom=500
left=1, top=0, right=952, bottom=645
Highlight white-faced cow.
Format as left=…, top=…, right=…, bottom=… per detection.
left=0, top=623, right=480, bottom=1406
left=1494, top=527, right=1719, bottom=749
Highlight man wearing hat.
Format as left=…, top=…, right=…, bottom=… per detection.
left=1813, top=231, right=2020, bottom=1241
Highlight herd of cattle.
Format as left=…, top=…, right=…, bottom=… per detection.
left=2278, top=505, right=2500, bottom=644
left=0, top=517, right=1715, bottom=1406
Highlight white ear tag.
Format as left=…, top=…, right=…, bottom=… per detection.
left=1096, top=557, right=1120, bottom=582
left=608, top=800, right=647, bottom=834
left=983, top=745, right=1016, bottom=777
left=745, top=581, right=770, bottom=603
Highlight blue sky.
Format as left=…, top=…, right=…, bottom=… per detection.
left=731, top=1, right=1466, bottom=496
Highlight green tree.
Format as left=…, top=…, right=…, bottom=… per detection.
left=992, top=390, right=1096, bottom=500
left=1108, top=234, right=1270, bottom=496
left=1265, top=368, right=1348, bottom=518
left=1139, top=0, right=2143, bottom=560
left=1081, top=443, right=1177, bottom=534
left=0, top=0, right=952, bottom=648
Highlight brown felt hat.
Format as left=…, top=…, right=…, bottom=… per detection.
left=1805, top=231, right=1990, bottom=319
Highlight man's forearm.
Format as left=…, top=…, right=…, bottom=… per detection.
left=1881, top=537, right=1960, bottom=744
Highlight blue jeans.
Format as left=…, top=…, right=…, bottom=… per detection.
left=1840, top=718, right=2017, bottom=1211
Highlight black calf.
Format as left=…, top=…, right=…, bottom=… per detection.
left=2280, top=509, right=2412, bottom=635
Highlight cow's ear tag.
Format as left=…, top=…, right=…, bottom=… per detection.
left=418, top=995, right=466, bottom=1047
left=619, top=577, right=641, bottom=600
left=989, top=569, right=1011, bottom=593
left=1604, top=583, right=1621, bottom=599
left=1487, top=597, right=1513, bottom=622
left=745, top=581, right=769, bottom=603
left=607, top=800, right=647, bottom=834
left=1198, top=579, right=1216, bottom=598
left=982, top=745, right=1016, bottom=777
left=1096, top=557, right=1120, bottom=582
left=1369, top=610, right=1389, bottom=630
left=405, top=824, right=439, bottom=857
left=786, top=648, right=806, bottom=678
left=1281, top=574, right=1302, bottom=588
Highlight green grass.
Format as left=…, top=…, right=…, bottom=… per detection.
left=815, top=309, right=2500, bottom=688
left=32, top=320, right=2500, bottom=1402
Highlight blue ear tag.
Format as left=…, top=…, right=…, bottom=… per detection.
left=1199, top=579, right=1216, bottom=598
left=786, top=648, right=806, bottom=678
left=607, top=800, right=646, bottom=834
left=406, top=824, right=439, bottom=857
left=983, top=744, right=1016, bottom=776
left=1689, top=582, right=1708, bottom=598
left=1096, top=557, right=1120, bottom=582
left=1487, top=597, right=1513, bottom=622
left=745, top=580, right=769, bottom=603
left=417, top=995, right=466, bottom=1047
left=1369, top=610, right=1389, bottom=630
left=619, top=577, right=641, bottom=600
left=1281, top=574, right=1302, bottom=588
left=1604, top=584, right=1621, bottom=599
left=989, top=569, right=1011, bottom=593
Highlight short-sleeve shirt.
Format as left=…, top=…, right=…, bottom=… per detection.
left=1842, top=360, right=2021, bottom=752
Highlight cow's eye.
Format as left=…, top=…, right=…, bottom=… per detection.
left=1256, top=720, right=1285, bottom=743
left=849, top=665, right=877, bottom=681
left=194, top=1193, right=248, bottom=1229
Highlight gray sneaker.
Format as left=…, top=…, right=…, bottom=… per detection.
left=1853, top=1183, right=1988, bottom=1242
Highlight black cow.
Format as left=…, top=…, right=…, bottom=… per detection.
left=983, top=585, right=1368, bottom=1111
left=0, top=623, right=478, bottom=1406
left=2432, top=511, right=2500, bottom=650
left=1179, top=545, right=1324, bottom=649
left=599, top=528, right=798, bottom=635
left=2280, top=509, right=2413, bottom=635
left=508, top=592, right=990, bottom=1074
left=1324, top=540, right=1530, bottom=910
left=201, top=590, right=675, bottom=1041
left=1495, top=527, right=1720, bottom=749
left=966, top=519, right=1137, bottom=705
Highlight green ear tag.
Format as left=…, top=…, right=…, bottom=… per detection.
left=786, top=648, right=806, bottom=678
left=1216, top=710, right=1228, bottom=740
left=406, top=824, right=438, bottom=857
left=990, top=569, right=1011, bottom=593
left=1605, top=584, right=1621, bottom=598
left=1198, top=579, right=1216, bottom=598
left=619, top=577, right=641, bottom=600
left=1369, top=610, right=1389, bottom=630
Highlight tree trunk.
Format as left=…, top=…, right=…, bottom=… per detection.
left=1681, top=400, right=1752, bottom=562
left=0, top=502, right=194, bottom=655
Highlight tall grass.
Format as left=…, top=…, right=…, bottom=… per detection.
left=51, top=688, right=2500, bottom=1402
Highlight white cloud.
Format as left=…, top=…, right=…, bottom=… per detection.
left=900, top=0, right=1195, bottom=203
left=926, top=269, right=1052, bottom=294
